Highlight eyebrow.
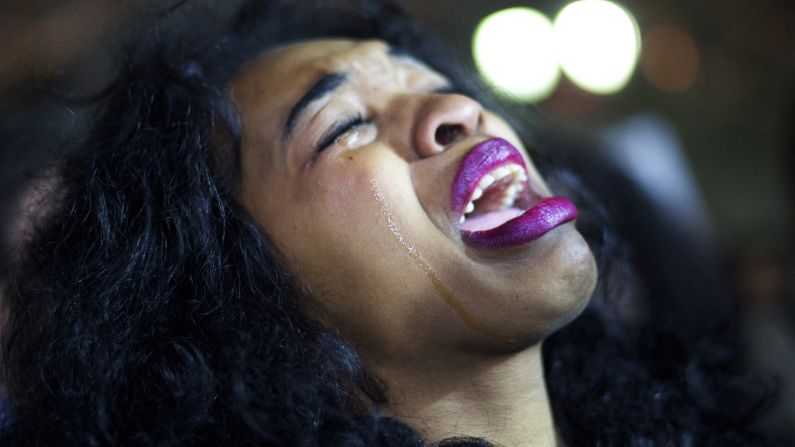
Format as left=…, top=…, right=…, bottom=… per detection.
left=282, top=72, right=348, bottom=144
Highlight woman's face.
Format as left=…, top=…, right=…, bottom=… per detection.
left=231, top=39, right=596, bottom=367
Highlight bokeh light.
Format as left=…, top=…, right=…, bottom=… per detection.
left=553, top=0, right=641, bottom=94
left=640, top=25, right=700, bottom=93
left=472, top=7, right=560, bottom=103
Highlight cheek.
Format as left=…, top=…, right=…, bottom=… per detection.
left=291, top=148, right=409, bottom=242
left=293, top=158, right=380, bottom=247
left=270, top=152, right=414, bottom=321
left=483, top=112, right=522, bottom=149
left=282, top=150, right=464, bottom=361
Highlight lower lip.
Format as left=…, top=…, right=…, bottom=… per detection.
left=460, top=197, right=578, bottom=248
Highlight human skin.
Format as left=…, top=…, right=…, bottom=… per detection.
left=231, top=39, right=597, bottom=446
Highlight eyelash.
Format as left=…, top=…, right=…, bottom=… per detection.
left=316, top=114, right=372, bottom=153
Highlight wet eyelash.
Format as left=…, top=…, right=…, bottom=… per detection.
left=316, top=115, right=370, bottom=152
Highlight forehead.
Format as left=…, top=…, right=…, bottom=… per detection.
left=229, top=37, right=443, bottom=110
left=229, top=38, right=396, bottom=118
left=232, top=38, right=363, bottom=93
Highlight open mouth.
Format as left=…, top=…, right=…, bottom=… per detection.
left=457, top=162, right=531, bottom=232
left=451, top=138, right=578, bottom=248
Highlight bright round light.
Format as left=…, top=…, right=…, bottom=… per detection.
left=554, top=0, right=641, bottom=94
left=472, top=7, right=560, bottom=102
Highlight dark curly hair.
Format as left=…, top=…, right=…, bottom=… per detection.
left=0, top=0, right=776, bottom=445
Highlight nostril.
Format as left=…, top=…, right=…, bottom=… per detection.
left=435, top=124, right=465, bottom=147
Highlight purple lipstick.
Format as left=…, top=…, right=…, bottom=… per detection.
left=451, top=138, right=578, bottom=248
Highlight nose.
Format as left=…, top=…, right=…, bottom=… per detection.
left=413, top=93, right=483, bottom=158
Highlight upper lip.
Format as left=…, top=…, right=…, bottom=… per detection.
left=450, top=137, right=531, bottom=222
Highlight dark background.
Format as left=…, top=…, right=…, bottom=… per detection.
left=1, top=0, right=793, bottom=439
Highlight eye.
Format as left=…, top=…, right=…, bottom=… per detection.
left=315, top=115, right=373, bottom=153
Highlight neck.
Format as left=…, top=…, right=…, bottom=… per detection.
left=377, top=343, right=559, bottom=447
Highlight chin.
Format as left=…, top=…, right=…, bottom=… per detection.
left=461, top=224, right=598, bottom=353
left=541, top=224, right=597, bottom=321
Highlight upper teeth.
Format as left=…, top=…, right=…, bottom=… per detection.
left=460, top=163, right=528, bottom=222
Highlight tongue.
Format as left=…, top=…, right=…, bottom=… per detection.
left=458, top=207, right=525, bottom=232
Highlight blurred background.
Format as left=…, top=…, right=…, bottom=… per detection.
left=0, top=0, right=793, bottom=440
